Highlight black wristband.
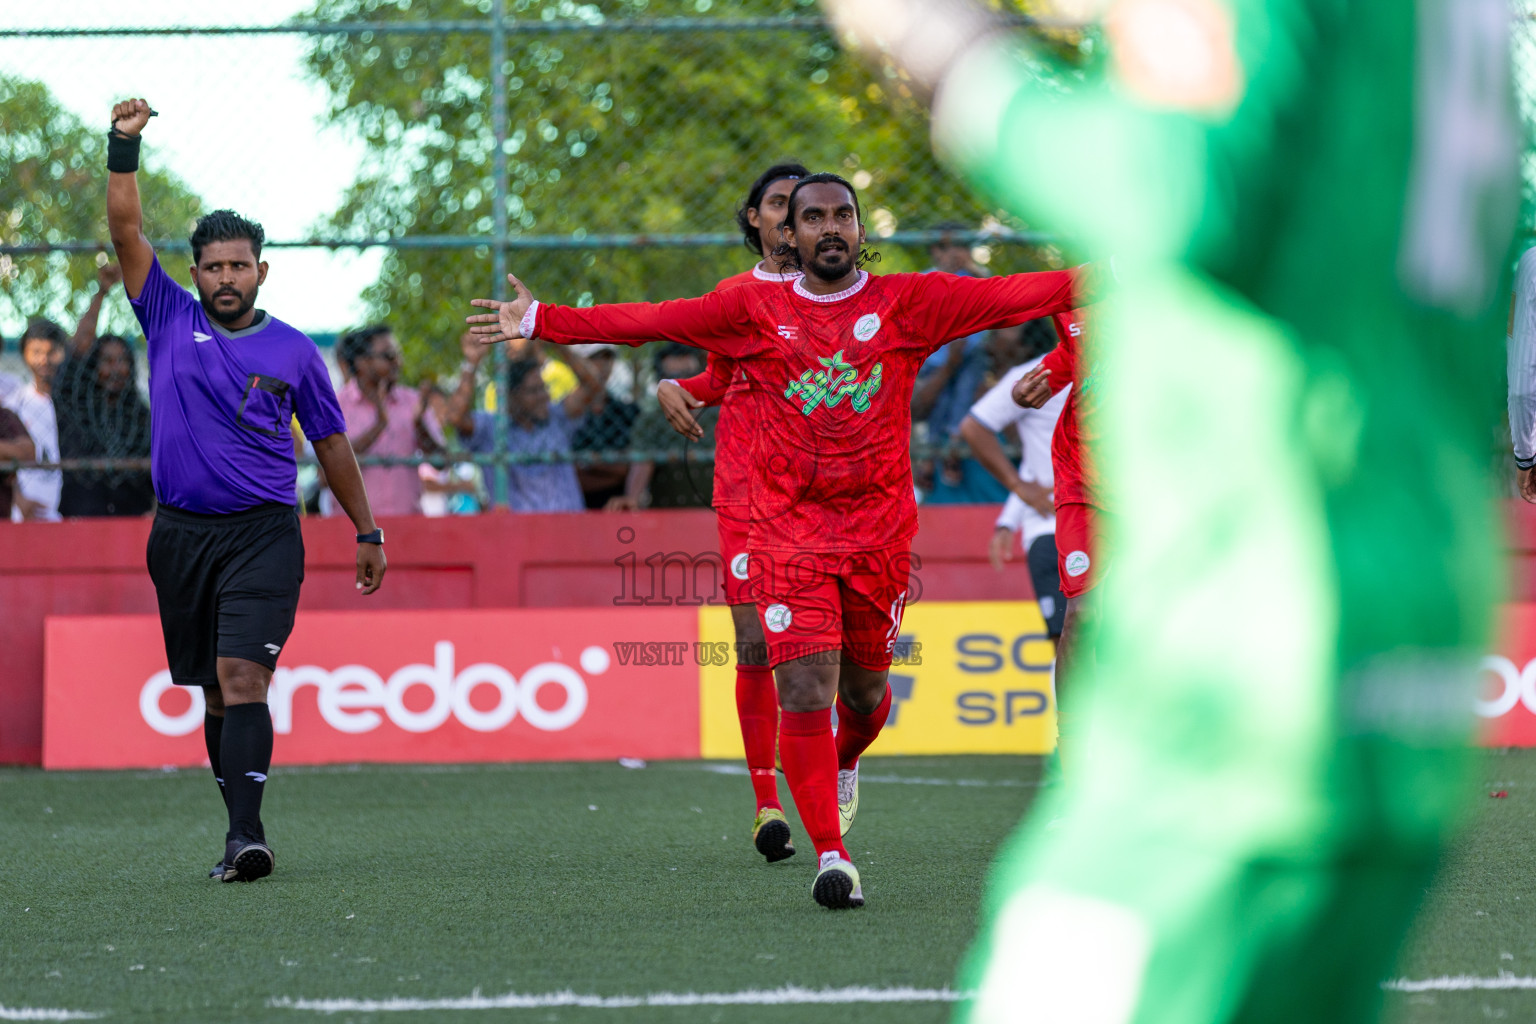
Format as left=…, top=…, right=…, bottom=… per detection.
left=356, top=528, right=384, bottom=545
left=106, top=131, right=140, bottom=173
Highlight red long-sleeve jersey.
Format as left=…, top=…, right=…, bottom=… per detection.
left=1039, top=308, right=1102, bottom=508
left=533, top=268, right=1081, bottom=552
left=674, top=265, right=800, bottom=509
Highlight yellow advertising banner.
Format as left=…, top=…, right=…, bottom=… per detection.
left=699, top=601, right=1057, bottom=757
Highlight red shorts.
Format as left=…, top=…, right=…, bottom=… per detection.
left=749, top=544, right=913, bottom=670
left=1055, top=502, right=1109, bottom=599
left=716, top=511, right=755, bottom=606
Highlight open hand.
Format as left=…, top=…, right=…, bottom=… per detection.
left=110, top=98, right=153, bottom=136
left=1012, top=366, right=1052, bottom=409
left=466, top=273, right=536, bottom=345
left=1520, top=465, right=1536, bottom=504
left=657, top=380, right=706, bottom=441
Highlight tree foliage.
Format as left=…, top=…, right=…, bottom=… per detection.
left=301, top=0, right=1068, bottom=379
left=0, top=75, right=205, bottom=341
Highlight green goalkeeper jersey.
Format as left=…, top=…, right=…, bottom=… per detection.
left=931, top=1, right=1522, bottom=1021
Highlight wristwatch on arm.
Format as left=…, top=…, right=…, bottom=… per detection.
left=357, top=528, right=385, bottom=545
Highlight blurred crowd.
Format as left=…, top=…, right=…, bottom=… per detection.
left=0, top=233, right=1056, bottom=521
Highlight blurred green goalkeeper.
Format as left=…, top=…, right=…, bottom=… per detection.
left=828, top=0, right=1520, bottom=1020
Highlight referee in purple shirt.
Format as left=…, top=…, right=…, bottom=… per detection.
left=107, top=98, right=387, bottom=884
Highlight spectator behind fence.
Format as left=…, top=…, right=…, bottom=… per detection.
left=912, top=222, right=992, bottom=440
left=447, top=340, right=604, bottom=512
left=0, top=391, right=35, bottom=520
left=54, top=331, right=154, bottom=517
left=5, top=317, right=68, bottom=520
left=333, top=325, right=439, bottom=517
left=613, top=343, right=717, bottom=510
left=417, top=380, right=483, bottom=516
left=0, top=332, right=20, bottom=407
left=570, top=344, right=639, bottom=508
left=5, top=265, right=125, bottom=520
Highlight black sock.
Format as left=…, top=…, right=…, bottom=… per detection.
left=203, top=712, right=228, bottom=812
left=220, top=703, right=273, bottom=844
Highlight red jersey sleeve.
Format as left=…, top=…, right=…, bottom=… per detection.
left=533, top=290, right=763, bottom=357
left=907, top=268, right=1083, bottom=354
left=674, top=353, right=735, bottom=407
left=1037, top=313, right=1079, bottom=395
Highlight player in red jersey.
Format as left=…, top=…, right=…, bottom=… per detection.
left=653, top=162, right=808, bottom=866
left=468, top=173, right=1089, bottom=909
left=1013, top=307, right=1103, bottom=764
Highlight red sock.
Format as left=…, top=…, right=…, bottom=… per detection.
left=778, top=708, right=847, bottom=861
left=834, top=686, right=891, bottom=771
left=735, top=666, right=781, bottom=810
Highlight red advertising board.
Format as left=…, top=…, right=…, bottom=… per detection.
left=1479, top=603, right=1536, bottom=747
left=44, top=609, right=700, bottom=770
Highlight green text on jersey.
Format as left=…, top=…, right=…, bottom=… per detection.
left=784, top=350, right=883, bottom=416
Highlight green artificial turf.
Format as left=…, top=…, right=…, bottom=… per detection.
left=0, top=755, right=1045, bottom=1023
left=7, top=750, right=1535, bottom=1023
left=1385, top=748, right=1536, bottom=1024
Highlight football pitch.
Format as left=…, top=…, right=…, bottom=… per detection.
left=0, top=752, right=1532, bottom=1023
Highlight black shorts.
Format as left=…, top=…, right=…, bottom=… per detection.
left=146, top=502, right=304, bottom=686
left=1026, top=533, right=1066, bottom=639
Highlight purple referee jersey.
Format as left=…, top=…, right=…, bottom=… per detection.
left=130, top=256, right=346, bottom=514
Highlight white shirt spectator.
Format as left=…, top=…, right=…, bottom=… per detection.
left=6, top=382, right=61, bottom=521
left=0, top=372, right=24, bottom=407
left=1509, top=245, right=1536, bottom=469
left=968, top=354, right=1070, bottom=550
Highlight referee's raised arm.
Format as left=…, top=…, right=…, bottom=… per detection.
left=106, top=98, right=156, bottom=300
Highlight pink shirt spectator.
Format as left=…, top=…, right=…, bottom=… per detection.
left=335, top=378, right=430, bottom=516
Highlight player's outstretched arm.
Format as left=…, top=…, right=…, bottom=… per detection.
left=105, top=98, right=157, bottom=300
left=914, top=268, right=1085, bottom=351
left=468, top=274, right=754, bottom=355
left=311, top=432, right=387, bottom=595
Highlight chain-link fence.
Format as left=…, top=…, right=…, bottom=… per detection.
left=0, top=0, right=1082, bottom=516
left=2, top=1, right=1534, bottom=517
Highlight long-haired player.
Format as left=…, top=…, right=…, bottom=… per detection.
left=653, top=162, right=808, bottom=864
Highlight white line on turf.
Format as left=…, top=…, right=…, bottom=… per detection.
left=269, top=985, right=970, bottom=1013
left=1384, top=975, right=1536, bottom=992
left=697, top=763, right=1036, bottom=787
left=0, top=1007, right=100, bottom=1021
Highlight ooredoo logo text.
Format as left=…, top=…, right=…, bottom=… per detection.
left=139, top=642, right=610, bottom=737
left=1479, top=654, right=1536, bottom=719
